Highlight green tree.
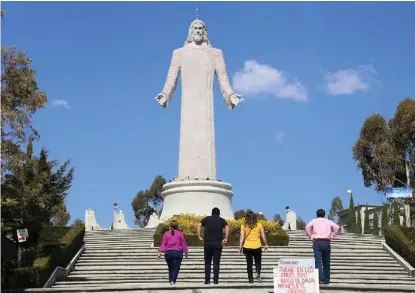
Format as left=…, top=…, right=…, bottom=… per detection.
left=131, top=175, right=166, bottom=227
left=1, top=47, right=47, bottom=176
left=392, top=201, right=400, bottom=226
left=347, top=194, right=357, bottom=233
left=296, top=217, right=306, bottom=230
left=71, top=219, right=84, bottom=226
left=372, top=212, right=380, bottom=235
left=353, top=99, right=415, bottom=223
left=50, top=202, right=71, bottom=226
left=273, top=213, right=284, bottom=226
left=357, top=207, right=362, bottom=234
left=353, top=114, right=403, bottom=193
left=328, top=196, right=344, bottom=223
left=1, top=140, right=74, bottom=237
left=381, top=204, right=389, bottom=233
left=363, top=205, right=371, bottom=234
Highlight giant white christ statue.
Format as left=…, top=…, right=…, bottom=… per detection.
left=154, top=17, right=243, bottom=221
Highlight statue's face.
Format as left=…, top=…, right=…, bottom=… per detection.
left=192, top=22, right=206, bottom=42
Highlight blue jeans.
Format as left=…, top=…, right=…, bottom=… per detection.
left=164, top=250, right=183, bottom=283
left=313, top=240, right=331, bottom=284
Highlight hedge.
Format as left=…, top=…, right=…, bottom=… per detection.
left=154, top=214, right=289, bottom=247
left=383, top=225, right=415, bottom=267
left=38, top=226, right=71, bottom=246
left=3, top=224, right=85, bottom=289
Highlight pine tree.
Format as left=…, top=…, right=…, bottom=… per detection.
left=381, top=204, right=389, bottom=233
left=392, top=201, right=400, bottom=226
left=347, top=194, right=357, bottom=233
left=364, top=205, right=371, bottom=234
left=357, top=207, right=362, bottom=234
left=372, top=212, right=380, bottom=235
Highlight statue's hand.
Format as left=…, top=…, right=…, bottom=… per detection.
left=229, top=94, right=244, bottom=109
left=155, top=93, right=168, bottom=108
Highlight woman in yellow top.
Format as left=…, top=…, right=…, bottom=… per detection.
left=239, top=210, right=268, bottom=283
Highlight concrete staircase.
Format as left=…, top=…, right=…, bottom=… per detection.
left=45, top=229, right=415, bottom=293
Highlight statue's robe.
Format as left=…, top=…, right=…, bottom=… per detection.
left=161, top=43, right=235, bottom=180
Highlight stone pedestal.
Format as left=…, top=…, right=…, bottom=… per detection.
left=145, top=212, right=161, bottom=229
left=283, top=209, right=297, bottom=230
left=159, top=179, right=234, bottom=221
left=85, top=209, right=105, bottom=231
left=112, top=210, right=129, bottom=229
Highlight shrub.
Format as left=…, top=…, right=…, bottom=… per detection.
left=6, top=266, right=50, bottom=289
left=49, top=224, right=85, bottom=269
left=154, top=214, right=289, bottom=247
left=3, top=224, right=85, bottom=289
left=383, top=225, right=415, bottom=267
left=381, top=204, right=389, bottom=234
left=356, top=208, right=362, bottom=234
left=346, top=194, right=357, bottom=233
left=392, top=202, right=400, bottom=226
left=38, top=226, right=71, bottom=246
left=363, top=205, right=371, bottom=234
left=372, top=212, right=380, bottom=235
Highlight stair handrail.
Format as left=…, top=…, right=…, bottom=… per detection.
left=382, top=241, right=415, bottom=277
left=43, top=243, right=86, bottom=288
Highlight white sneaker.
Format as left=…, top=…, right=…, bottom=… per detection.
left=170, top=282, right=174, bottom=285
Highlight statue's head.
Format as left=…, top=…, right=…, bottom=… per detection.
left=185, top=18, right=211, bottom=46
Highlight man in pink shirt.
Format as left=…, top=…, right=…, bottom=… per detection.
left=305, top=209, right=339, bottom=285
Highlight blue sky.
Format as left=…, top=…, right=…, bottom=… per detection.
left=3, top=1, right=415, bottom=227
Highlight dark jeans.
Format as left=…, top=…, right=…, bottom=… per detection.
left=164, top=250, right=183, bottom=283
left=313, top=240, right=331, bottom=284
left=204, top=242, right=223, bottom=282
left=243, top=247, right=262, bottom=281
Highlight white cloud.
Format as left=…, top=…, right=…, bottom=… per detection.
left=51, top=99, right=72, bottom=110
left=274, top=132, right=285, bottom=144
left=232, top=60, right=308, bottom=101
left=324, top=64, right=379, bottom=96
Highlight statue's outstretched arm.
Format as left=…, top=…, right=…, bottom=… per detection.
left=214, top=50, right=243, bottom=109
left=156, top=50, right=181, bottom=108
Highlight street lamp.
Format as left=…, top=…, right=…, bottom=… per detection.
left=347, top=190, right=352, bottom=196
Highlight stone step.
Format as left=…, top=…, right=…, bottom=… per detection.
left=289, top=236, right=384, bottom=242
left=85, top=241, right=384, bottom=247
left=76, top=256, right=400, bottom=262
left=55, top=277, right=415, bottom=286
left=83, top=250, right=389, bottom=260
left=32, top=282, right=410, bottom=292
left=70, top=269, right=407, bottom=276
left=3, top=283, right=413, bottom=293
left=74, top=261, right=403, bottom=269
left=288, top=239, right=383, bottom=244
left=77, top=255, right=400, bottom=266
left=83, top=246, right=386, bottom=252
left=84, top=238, right=155, bottom=242
left=85, top=241, right=153, bottom=249
left=45, top=229, right=411, bottom=293
left=67, top=273, right=415, bottom=281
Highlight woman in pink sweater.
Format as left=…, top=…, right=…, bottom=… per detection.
left=157, top=220, right=188, bottom=285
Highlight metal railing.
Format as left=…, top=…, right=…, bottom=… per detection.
left=43, top=244, right=86, bottom=288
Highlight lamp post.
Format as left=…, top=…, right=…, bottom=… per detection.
left=113, top=203, right=118, bottom=230
left=347, top=190, right=352, bottom=197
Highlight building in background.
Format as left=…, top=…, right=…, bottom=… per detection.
left=337, top=204, right=405, bottom=234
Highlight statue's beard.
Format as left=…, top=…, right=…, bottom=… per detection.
left=193, top=35, right=205, bottom=42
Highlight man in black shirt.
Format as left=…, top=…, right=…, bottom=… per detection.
left=197, top=207, right=230, bottom=284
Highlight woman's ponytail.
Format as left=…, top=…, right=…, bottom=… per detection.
left=170, top=220, right=179, bottom=236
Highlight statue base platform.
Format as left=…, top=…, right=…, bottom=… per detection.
left=159, top=179, right=234, bottom=221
